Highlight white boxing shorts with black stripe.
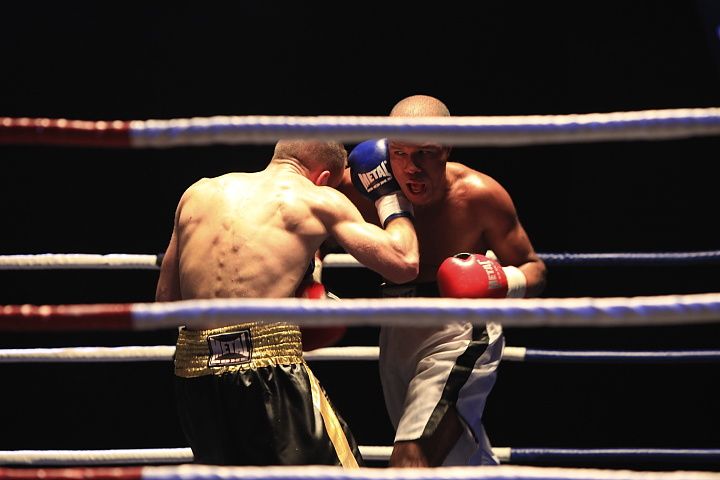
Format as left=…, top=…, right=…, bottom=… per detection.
left=380, top=282, right=504, bottom=466
left=174, top=322, right=363, bottom=467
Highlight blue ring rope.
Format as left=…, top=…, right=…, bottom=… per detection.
left=539, top=251, right=720, bottom=266
left=521, top=349, right=720, bottom=363
left=509, top=448, right=720, bottom=463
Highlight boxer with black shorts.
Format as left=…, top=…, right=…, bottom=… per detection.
left=340, top=95, right=547, bottom=466
left=156, top=140, right=419, bottom=466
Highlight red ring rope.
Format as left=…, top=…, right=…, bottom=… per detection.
left=0, top=468, right=141, bottom=480
left=0, top=304, right=133, bottom=331
left=0, top=118, right=131, bottom=148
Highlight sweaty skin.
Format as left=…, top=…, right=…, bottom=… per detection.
left=341, top=159, right=545, bottom=289
left=157, top=160, right=419, bottom=311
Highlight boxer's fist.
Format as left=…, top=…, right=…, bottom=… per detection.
left=348, top=139, right=400, bottom=200
left=301, top=326, right=347, bottom=352
left=295, top=281, right=347, bottom=351
left=296, top=280, right=327, bottom=300
left=348, top=139, right=413, bottom=227
left=437, top=253, right=526, bottom=299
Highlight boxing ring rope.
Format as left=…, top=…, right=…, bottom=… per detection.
left=2, top=293, right=720, bottom=331
left=3, top=113, right=719, bottom=474
left=0, top=254, right=165, bottom=270
left=2, top=297, right=717, bottom=467
left=3, top=448, right=720, bottom=467
left=3, top=251, right=720, bottom=270
left=0, top=447, right=389, bottom=466
left=2, top=108, right=720, bottom=148
left=2, top=465, right=720, bottom=480
left=0, top=448, right=391, bottom=467
left=2, top=345, right=720, bottom=364
left=3, top=260, right=717, bottom=466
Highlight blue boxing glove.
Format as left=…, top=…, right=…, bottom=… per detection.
left=348, top=139, right=414, bottom=227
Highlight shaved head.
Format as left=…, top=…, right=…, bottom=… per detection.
left=389, top=95, right=451, bottom=117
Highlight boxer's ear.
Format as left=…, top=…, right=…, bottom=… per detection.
left=314, top=170, right=331, bottom=186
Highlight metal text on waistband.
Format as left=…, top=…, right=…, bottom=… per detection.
left=207, top=330, right=252, bottom=367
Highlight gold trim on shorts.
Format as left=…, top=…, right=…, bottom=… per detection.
left=174, top=322, right=303, bottom=378
left=306, top=365, right=360, bottom=469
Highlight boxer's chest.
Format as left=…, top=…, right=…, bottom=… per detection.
left=415, top=208, right=487, bottom=280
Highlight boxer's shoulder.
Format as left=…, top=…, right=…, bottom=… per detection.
left=445, top=164, right=506, bottom=207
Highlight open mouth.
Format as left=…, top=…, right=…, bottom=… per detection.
left=407, top=182, right=427, bottom=195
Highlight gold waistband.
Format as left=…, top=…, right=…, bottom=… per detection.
left=174, top=322, right=303, bottom=378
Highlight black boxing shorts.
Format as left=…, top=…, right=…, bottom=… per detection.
left=174, top=322, right=362, bottom=467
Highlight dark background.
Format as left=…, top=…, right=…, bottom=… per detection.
left=1, top=1, right=720, bottom=471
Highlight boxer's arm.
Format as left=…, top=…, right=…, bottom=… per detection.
left=391, top=407, right=463, bottom=467
left=338, top=169, right=378, bottom=224
left=473, top=179, right=546, bottom=297
left=320, top=188, right=419, bottom=284
left=486, top=220, right=545, bottom=298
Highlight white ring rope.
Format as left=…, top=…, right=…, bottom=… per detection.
left=3, top=108, right=720, bottom=147
left=0, top=447, right=395, bottom=465
left=127, top=109, right=720, bottom=148
left=0, top=346, right=439, bottom=363
left=129, top=293, right=720, bottom=329
left=0, top=448, right=194, bottom=466
left=3, top=345, right=719, bottom=364
left=0, top=346, right=380, bottom=363
left=0, top=346, right=177, bottom=363
left=0, top=254, right=161, bottom=270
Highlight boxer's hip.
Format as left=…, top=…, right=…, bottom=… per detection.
left=174, top=322, right=303, bottom=378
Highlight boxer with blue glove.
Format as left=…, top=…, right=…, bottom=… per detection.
left=337, top=95, right=546, bottom=467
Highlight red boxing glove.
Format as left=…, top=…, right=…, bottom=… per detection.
left=295, top=281, right=347, bottom=351
left=437, top=252, right=526, bottom=298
